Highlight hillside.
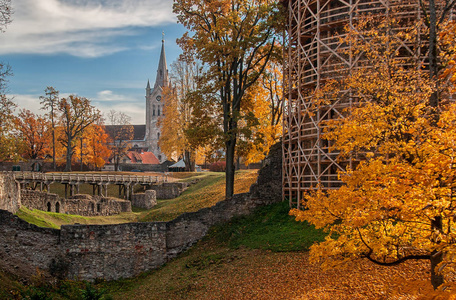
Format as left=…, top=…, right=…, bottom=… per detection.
left=1, top=170, right=455, bottom=299
left=15, top=170, right=258, bottom=228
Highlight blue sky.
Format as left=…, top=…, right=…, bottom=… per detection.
left=0, top=0, right=186, bottom=124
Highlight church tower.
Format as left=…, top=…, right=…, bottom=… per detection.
left=145, top=35, right=169, bottom=163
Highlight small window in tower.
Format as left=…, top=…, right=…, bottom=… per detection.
left=153, top=105, right=155, bottom=116
left=158, top=107, right=161, bottom=116
left=158, top=133, right=160, bottom=139
left=160, top=70, right=163, bottom=77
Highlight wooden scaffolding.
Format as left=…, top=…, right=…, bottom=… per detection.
left=282, top=0, right=428, bottom=208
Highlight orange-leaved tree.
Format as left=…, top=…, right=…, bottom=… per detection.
left=58, top=95, right=101, bottom=172
left=14, top=109, right=52, bottom=160
left=291, top=15, right=456, bottom=290
left=174, top=0, right=282, bottom=197
left=73, top=123, right=111, bottom=170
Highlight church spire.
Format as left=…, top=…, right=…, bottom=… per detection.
left=146, top=79, right=151, bottom=97
left=154, top=32, right=169, bottom=89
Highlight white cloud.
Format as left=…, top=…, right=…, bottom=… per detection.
left=8, top=94, right=43, bottom=115
left=0, top=0, right=176, bottom=57
left=9, top=91, right=145, bottom=125
left=93, top=90, right=145, bottom=124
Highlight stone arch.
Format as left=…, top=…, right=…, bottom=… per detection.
left=55, top=202, right=60, bottom=213
left=91, top=202, right=95, bottom=212
left=47, top=202, right=51, bottom=212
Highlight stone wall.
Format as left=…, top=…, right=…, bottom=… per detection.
left=0, top=142, right=282, bottom=281
left=0, top=173, right=21, bottom=214
left=20, top=190, right=132, bottom=216
left=21, top=190, right=61, bottom=213
left=60, top=222, right=167, bottom=281
left=149, top=182, right=188, bottom=199
left=131, top=190, right=157, bottom=209
left=249, top=141, right=282, bottom=204
left=0, top=210, right=60, bottom=280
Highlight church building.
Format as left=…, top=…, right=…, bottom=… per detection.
left=105, top=36, right=170, bottom=168
left=143, top=36, right=170, bottom=162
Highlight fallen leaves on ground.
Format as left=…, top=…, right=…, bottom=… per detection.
left=111, top=239, right=456, bottom=300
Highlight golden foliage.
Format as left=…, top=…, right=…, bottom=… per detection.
left=440, top=20, right=456, bottom=93
left=14, top=109, right=52, bottom=160
left=291, top=15, right=456, bottom=289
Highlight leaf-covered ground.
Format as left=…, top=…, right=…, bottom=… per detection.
left=105, top=202, right=456, bottom=300
left=5, top=171, right=456, bottom=299
left=109, top=238, right=448, bottom=300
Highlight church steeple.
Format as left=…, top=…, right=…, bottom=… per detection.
left=146, top=79, right=151, bottom=97
left=154, top=32, right=169, bottom=89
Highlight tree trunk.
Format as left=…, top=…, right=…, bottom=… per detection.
left=184, top=150, right=195, bottom=172
left=428, top=0, right=439, bottom=109
left=225, top=137, right=236, bottom=199
left=64, top=142, right=72, bottom=172
left=52, top=129, right=56, bottom=171
left=430, top=251, right=444, bottom=289
left=431, top=216, right=444, bottom=289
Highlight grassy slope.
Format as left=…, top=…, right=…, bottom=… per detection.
left=139, top=170, right=257, bottom=222
left=15, top=170, right=258, bottom=228
left=2, top=170, right=447, bottom=299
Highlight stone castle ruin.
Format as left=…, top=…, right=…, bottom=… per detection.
left=20, top=190, right=132, bottom=216
left=0, top=143, right=282, bottom=282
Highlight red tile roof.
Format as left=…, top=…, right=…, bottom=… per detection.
left=126, top=151, right=159, bottom=165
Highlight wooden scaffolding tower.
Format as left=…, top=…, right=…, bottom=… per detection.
left=282, top=0, right=428, bottom=208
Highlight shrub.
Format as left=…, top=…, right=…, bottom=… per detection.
left=209, top=161, right=226, bottom=172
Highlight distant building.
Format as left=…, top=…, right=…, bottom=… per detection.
left=105, top=35, right=170, bottom=165
left=144, top=36, right=170, bottom=163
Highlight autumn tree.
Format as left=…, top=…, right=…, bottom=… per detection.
left=440, top=20, right=456, bottom=92
left=421, top=0, right=456, bottom=109
left=14, top=109, right=52, bottom=160
left=0, top=0, right=15, bottom=162
left=0, top=0, right=11, bottom=32
left=58, top=95, right=101, bottom=172
left=0, top=94, right=17, bottom=161
left=159, top=57, right=216, bottom=171
left=240, top=62, right=283, bottom=164
left=74, top=122, right=111, bottom=170
left=40, top=86, right=60, bottom=171
left=106, top=110, right=134, bottom=171
left=174, top=0, right=282, bottom=197
left=291, top=15, right=456, bottom=289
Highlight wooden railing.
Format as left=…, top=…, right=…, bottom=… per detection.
left=10, top=172, right=166, bottom=185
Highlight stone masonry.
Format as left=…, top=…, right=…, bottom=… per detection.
left=0, top=173, right=21, bottom=214
left=20, top=190, right=132, bottom=216
left=149, top=182, right=188, bottom=199
left=0, top=142, right=282, bottom=281
left=131, top=190, right=157, bottom=209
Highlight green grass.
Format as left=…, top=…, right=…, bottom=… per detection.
left=15, top=170, right=258, bottom=228
left=210, top=201, right=326, bottom=252
left=1, top=194, right=327, bottom=300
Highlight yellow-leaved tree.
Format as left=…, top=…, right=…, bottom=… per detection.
left=240, top=62, right=283, bottom=164
left=174, top=0, right=282, bottom=197
left=440, top=20, right=456, bottom=93
left=291, top=15, right=456, bottom=290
